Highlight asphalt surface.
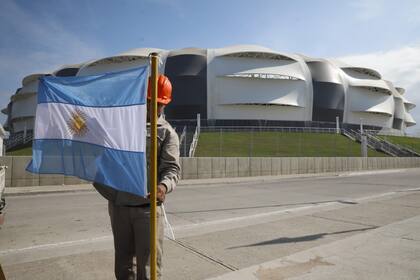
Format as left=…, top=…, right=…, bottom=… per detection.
left=1, top=168, right=420, bottom=279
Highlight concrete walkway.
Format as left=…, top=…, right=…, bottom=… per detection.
left=2, top=168, right=420, bottom=280
left=206, top=214, right=420, bottom=280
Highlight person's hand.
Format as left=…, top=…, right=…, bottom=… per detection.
left=147, top=184, right=167, bottom=203
left=157, top=184, right=167, bottom=203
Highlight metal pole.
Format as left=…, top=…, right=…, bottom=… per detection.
left=250, top=128, right=254, bottom=157
left=183, top=128, right=187, bottom=157
left=149, top=52, right=158, bottom=280
left=336, top=116, right=340, bottom=134
left=299, top=132, right=302, bottom=157
left=361, top=133, right=368, bottom=157
left=219, top=127, right=222, bottom=157
left=23, top=121, right=27, bottom=143
left=197, top=113, right=201, bottom=134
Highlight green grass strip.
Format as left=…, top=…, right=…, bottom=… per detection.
left=195, top=132, right=387, bottom=157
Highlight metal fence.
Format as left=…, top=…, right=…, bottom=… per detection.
left=193, top=126, right=376, bottom=158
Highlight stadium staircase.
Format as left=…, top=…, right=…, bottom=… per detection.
left=341, top=129, right=420, bottom=157
left=5, top=131, right=33, bottom=151
left=175, top=125, right=199, bottom=157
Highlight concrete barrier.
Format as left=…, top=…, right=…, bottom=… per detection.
left=2, top=156, right=420, bottom=187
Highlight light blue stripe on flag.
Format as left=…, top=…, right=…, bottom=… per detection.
left=28, top=139, right=147, bottom=196
left=27, top=65, right=149, bottom=197
left=38, top=66, right=148, bottom=107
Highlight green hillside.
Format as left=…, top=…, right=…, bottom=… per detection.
left=6, top=147, right=32, bottom=156
left=195, top=132, right=387, bottom=157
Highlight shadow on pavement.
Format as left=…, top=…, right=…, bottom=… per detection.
left=228, top=226, right=377, bottom=249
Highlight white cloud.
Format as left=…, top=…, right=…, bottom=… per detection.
left=349, top=0, right=420, bottom=23
left=338, top=45, right=420, bottom=135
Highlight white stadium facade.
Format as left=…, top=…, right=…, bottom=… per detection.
left=2, top=45, right=417, bottom=145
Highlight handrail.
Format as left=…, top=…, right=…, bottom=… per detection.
left=200, top=126, right=338, bottom=133
left=341, top=128, right=418, bottom=157
left=5, top=131, right=34, bottom=150
left=188, top=126, right=200, bottom=157
left=179, top=126, right=187, bottom=157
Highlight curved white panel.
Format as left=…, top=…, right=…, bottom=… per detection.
left=395, top=87, right=405, bottom=95
left=1, top=107, right=8, bottom=115
left=348, top=87, right=394, bottom=115
left=341, top=67, right=381, bottom=80
left=403, top=98, right=416, bottom=110
left=216, top=57, right=307, bottom=80
left=221, top=73, right=301, bottom=81
left=13, top=119, right=35, bottom=133
left=217, top=78, right=306, bottom=107
left=53, top=63, right=85, bottom=76
left=77, top=48, right=168, bottom=76
left=207, top=47, right=312, bottom=121
left=346, top=84, right=394, bottom=128
left=77, top=57, right=150, bottom=76
left=346, top=79, right=392, bottom=95
left=18, top=79, right=39, bottom=95
left=346, top=111, right=393, bottom=128
left=22, top=74, right=46, bottom=86
left=118, top=48, right=166, bottom=57
left=215, top=104, right=307, bottom=121
left=405, top=112, right=416, bottom=126
left=10, top=95, right=37, bottom=119
left=214, top=45, right=296, bottom=61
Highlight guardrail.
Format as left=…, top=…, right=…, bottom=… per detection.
left=179, top=126, right=187, bottom=157
left=200, top=126, right=339, bottom=134
left=341, top=129, right=419, bottom=157
left=5, top=131, right=33, bottom=150
left=188, top=126, right=200, bottom=157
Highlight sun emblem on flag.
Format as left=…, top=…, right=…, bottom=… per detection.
left=67, top=109, right=89, bottom=137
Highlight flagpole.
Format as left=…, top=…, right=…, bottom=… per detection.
left=150, top=52, right=159, bottom=280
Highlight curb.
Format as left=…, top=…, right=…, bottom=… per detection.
left=4, top=168, right=413, bottom=196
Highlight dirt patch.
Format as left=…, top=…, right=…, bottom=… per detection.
left=255, top=256, right=333, bottom=280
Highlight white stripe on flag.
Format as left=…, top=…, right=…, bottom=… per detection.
left=34, top=103, right=146, bottom=152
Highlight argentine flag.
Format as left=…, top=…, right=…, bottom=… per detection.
left=26, top=66, right=149, bottom=197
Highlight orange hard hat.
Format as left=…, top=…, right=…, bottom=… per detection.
left=147, top=75, right=172, bottom=105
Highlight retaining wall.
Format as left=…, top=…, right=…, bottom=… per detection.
left=1, top=156, right=420, bottom=187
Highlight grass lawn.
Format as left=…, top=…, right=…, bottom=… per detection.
left=195, top=132, right=387, bottom=157
left=379, top=135, right=420, bottom=153
left=6, top=147, right=32, bottom=156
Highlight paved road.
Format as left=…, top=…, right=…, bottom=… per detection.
left=1, top=168, right=420, bottom=279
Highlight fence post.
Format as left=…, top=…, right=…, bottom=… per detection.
left=219, top=127, right=222, bottom=157
left=361, top=134, right=368, bottom=157
left=334, top=133, right=337, bottom=156
left=336, top=116, right=340, bottom=134
left=197, top=113, right=201, bottom=134
left=250, top=128, right=254, bottom=157
left=183, top=133, right=187, bottom=156
left=299, top=132, right=302, bottom=157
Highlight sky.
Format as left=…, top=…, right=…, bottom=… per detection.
left=1, top=0, right=420, bottom=134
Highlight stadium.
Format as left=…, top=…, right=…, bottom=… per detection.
left=2, top=45, right=417, bottom=149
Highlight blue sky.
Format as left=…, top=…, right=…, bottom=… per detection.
left=1, top=0, right=420, bottom=133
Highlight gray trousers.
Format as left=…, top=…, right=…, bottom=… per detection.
left=108, top=202, right=164, bottom=280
